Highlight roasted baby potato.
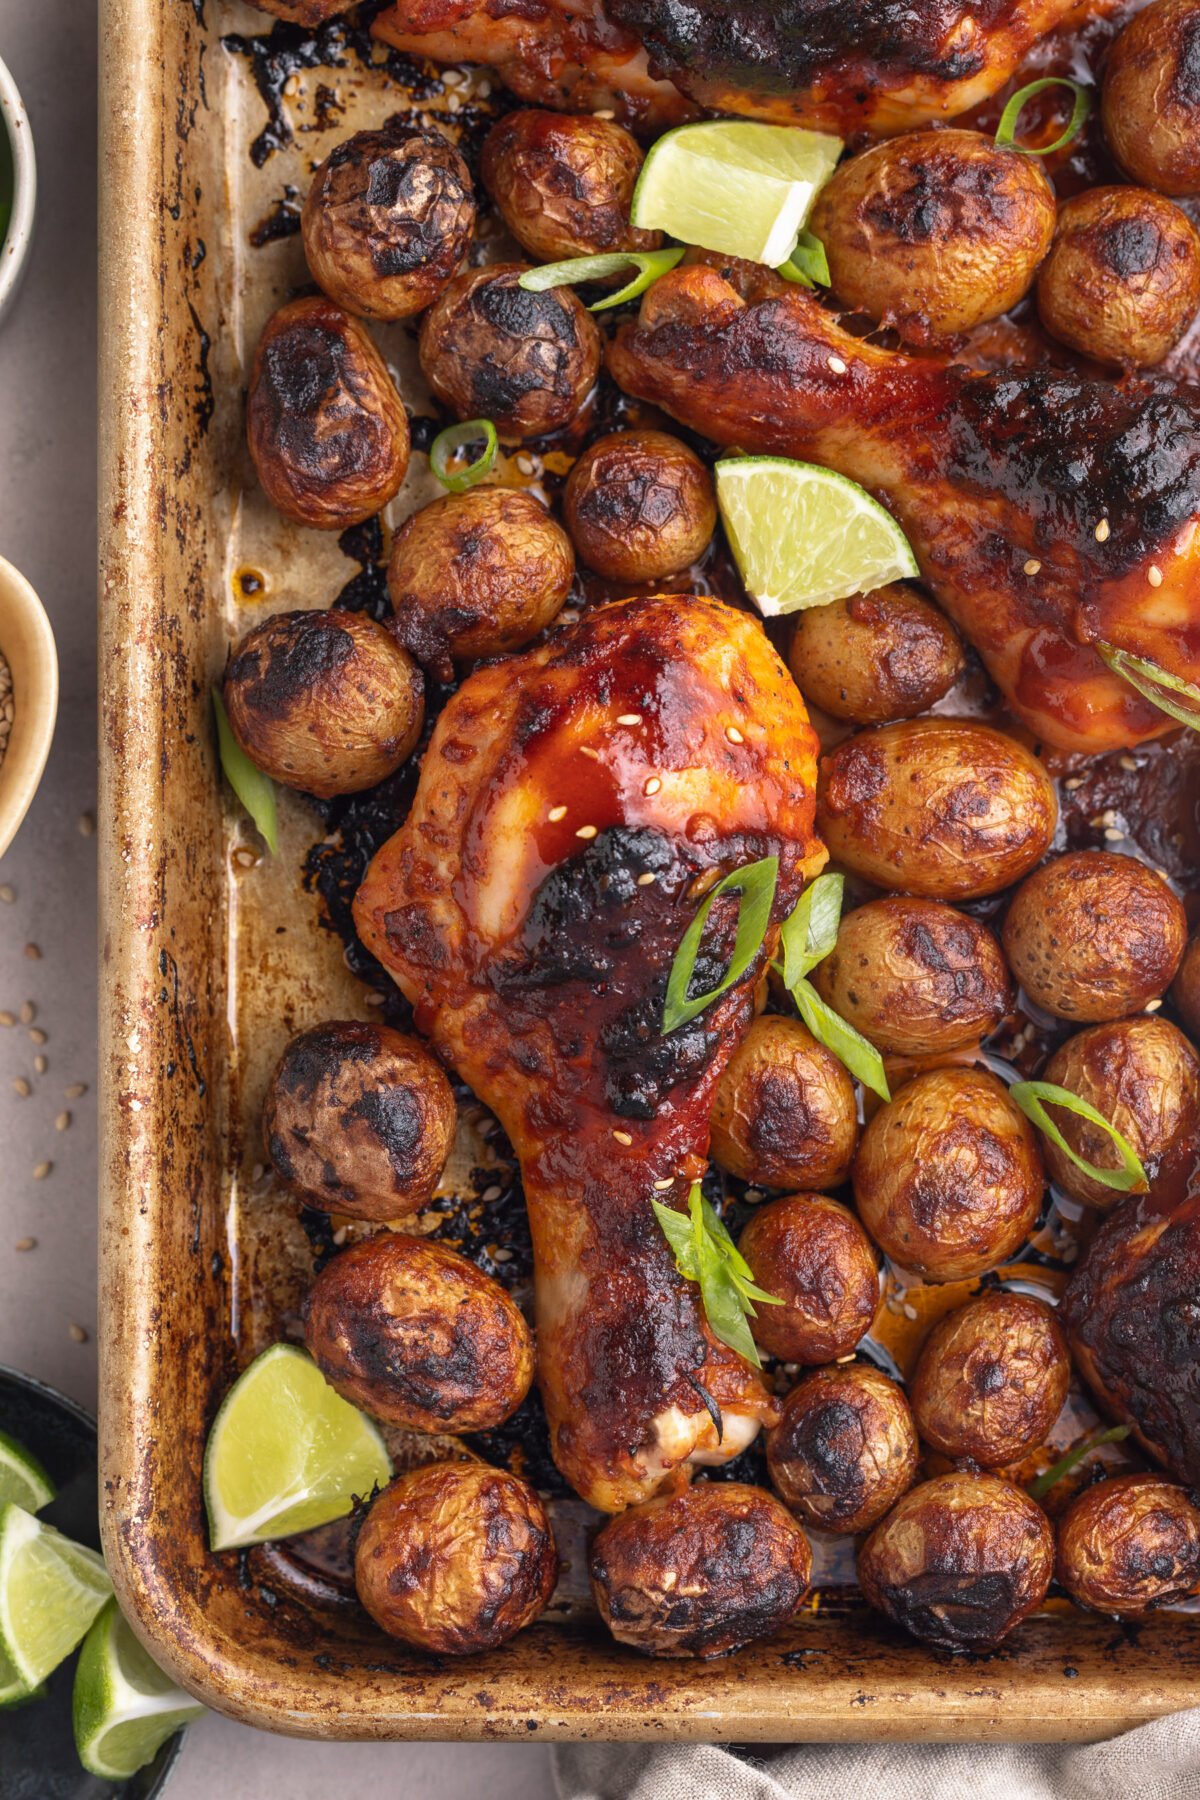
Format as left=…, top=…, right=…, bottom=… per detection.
left=857, top=1472, right=1054, bottom=1651
left=303, top=1232, right=534, bottom=1432
left=1037, top=186, right=1200, bottom=369
left=302, top=124, right=476, bottom=320
left=1172, top=929, right=1200, bottom=1038
left=818, top=719, right=1058, bottom=902
left=355, top=1463, right=557, bottom=1654
left=263, top=1021, right=456, bottom=1219
left=813, top=898, right=1012, bottom=1057
left=562, top=429, right=716, bottom=583
left=808, top=129, right=1057, bottom=345
left=1003, top=851, right=1188, bottom=1023
left=737, top=1194, right=880, bottom=1364
left=910, top=1291, right=1070, bottom=1468
left=787, top=584, right=965, bottom=725
left=418, top=263, right=601, bottom=442
left=223, top=610, right=424, bottom=798
left=246, top=297, right=410, bottom=529
left=709, top=1016, right=858, bottom=1191
left=766, top=1363, right=918, bottom=1534
left=387, top=487, right=574, bottom=680
left=481, top=108, right=659, bottom=265
left=852, top=1068, right=1044, bottom=1282
left=1103, top=0, right=1200, bottom=196
left=1056, top=1474, right=1200, bottom=1617
left=589, top=1482, right=811, bottom=1659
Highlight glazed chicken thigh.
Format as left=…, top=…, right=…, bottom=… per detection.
left=355, top=595, right=825, bottom=1511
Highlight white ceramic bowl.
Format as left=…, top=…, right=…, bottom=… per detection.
left=0, top=556, right=57, bottom=858
left=0, top=51, right=36, bottom=323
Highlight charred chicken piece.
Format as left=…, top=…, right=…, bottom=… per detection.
left=563, top=430, right=716, bottom=585
left=1103, top=0, right=1200, bottom=197
left=910, top=1291, right=1070, bottom=1469
left=1056, top=1474, right=1200, bottom=1617
left=482, top=109, right=659, bottom=266
left=737, top=1194, right=880, bottom=1365
left=788, top=584, right=964, bottom=726
left=709, top=1015, right=858, bottom=1192
left=251, top=0, right=343, bottom=21
left=354, top=595, right=826, bottom=1511
left=767, top=1363, right=919, bottom=1534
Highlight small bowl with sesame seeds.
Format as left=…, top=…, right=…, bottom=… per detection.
left=0, top=553, right=57, bottom=858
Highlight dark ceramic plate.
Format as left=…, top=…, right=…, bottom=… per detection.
left=0, top=1366, right=183, bottom=1800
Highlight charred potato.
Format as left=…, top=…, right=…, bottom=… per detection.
left=355, top=1463, right=557, bottom=1653
left=1103, top=0, right=1200, bottom=197
left=1003, top=851, right=1187, bottom=1023
left=589, top=1482, right=811, bottom=1659
left=223, top=610, right=424, bottom=798
left=302, top=125, right=476, bottom=320
left=857, top=1471, right=1054, bottom=1650
left=1172, top=929, right=1200, bottom=1038
left=263, top=1021, right=455, bottom=1219
left=767, top=1363, right=918, bottom=1534
left=818, top=719, right=1058, bottom=901
left=709, top=1015, right=858, bottom=1192
left=813, top=898, right=1012, bottom=1057
left=1037, top=186, right=1200, bottom=369
left=788, top=583, right=965, bottom=725
left=562, top=430, right=716, bottom=583
left=1056, top=1474, right=1200, bottom=1617
left=246, top=297, right=410, bottom=529
left=852, top=1068, right=1044, bottom=1282
left=910, top=1291, right=1070, bottom=1468
left=481, top=108, right=660, bottom=265
left=418, top=263, right=601, bottom=443
left=808, top=129, right=1057, bottom=345
left=737, top=1194, right=880, bottom=1364
left=387, top=487, right=574, bottom=680
left=303, top=1232, right=534, bottom=1432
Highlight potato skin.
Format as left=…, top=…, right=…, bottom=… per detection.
left=808, top=129, right=1056, bottom=345
left=223, top=610, right=424, bottom=798
left=562, top=429, right=716, bottom=582
left=355, top=1463, right=557, bottom=1653
left=1172, top=930, right=1200, bottom=1038
left=1056, top=1474, right=1200, bottom=1617
left=263, top=1021, right=456, bottom=1219
left=818, top=719, right=1058, bottom=902
left=813, top=898, right=1012, bottom=1058
left=1037, top=186, right=1200, bottom=369
left=910, top=1291, right=1070, bottom=1468
left=303, top=1232, right=534, bottom=1433
left=788, top=584, right=965, bottom=725
left=852, top=1068, right=1044, bottom=1282
left=857, top=1472, right=1054, bottom=1651
left=387, top=487, right=574, bottom=680
left=738, top=1195, right=880, bottom=1364
left=418, top=264, right=601, bottom=443
left=1003, top=852, right=1187, bottom=1024
left=1103, top=0, right=1200, bottom=196
left=767, top=1364, right=918, bottom=1534
left=246, top=297, right=410, bottom=529
left=481, top=108, right=659, bottom=265
left=302, top=125, right=476, bottom=320
left=589, top=1482, right=811, bottom=1658
left=709, top=1015, right=858, bottom=1191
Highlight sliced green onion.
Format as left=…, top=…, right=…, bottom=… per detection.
left=776, top=230, right=830, bottom=289
left=661, top=856, right=778, bottom=1034
left=517, top=246, right=685, bottom=313
left=213, top=687, right=278, bottom=856
left=1027, top=1425, right=1131, bottom=1501
left=429, top=418, right=498, bottom=492
left=1098, top=643, right=1200, bottom=734
left=995, top=78, right=1092, bottom=157
left=778, top=871, right=843, bottom=987
left=652, top=1181, right=782, bottom=1368
left=1009, top=1080, right=1148, bottom=1194
left=792, top=977, right=891, bottom=1102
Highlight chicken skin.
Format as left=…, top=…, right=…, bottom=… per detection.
left=354, top=595, right=825, bottom=1511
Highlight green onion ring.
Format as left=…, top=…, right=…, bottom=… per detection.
left=1098, top=643, right=1200, bottom=734
left=1009, top=1079, right=1148, bottom=1194
left=429, top=418, right=498, bottom=492
left=995, top=77, right=1092, bottom=157
left=518, top=246, right=685, bottom=312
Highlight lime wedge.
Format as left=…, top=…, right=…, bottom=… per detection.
left=0, top=1501, right=112, bottom=1701
left=631, top=121, right=843, bottom=267
left=203, top=1343, right=391, bottom=1552
left=716, top=456, right=920, bottom=616
left=0, top=1428, right=55, bottom=1512
left=73, top=1598, right=205, bottom=1780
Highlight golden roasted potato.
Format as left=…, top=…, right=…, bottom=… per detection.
left=767, top=1363, right=918, bottom=1534
left=562, top=429, right=716, bottom=583
left=1003, top=851, right=1187, bottom=1023
left=418, top=264, right=601, bottom=443
left=1056, top=1474, right=1200, bottom=1617
left=910, top=1291, right=1069, bottom=1468
left=589, top=1482, right=811, bottom=1658
left=481, top=108, right=659, bottom=265
left=818, top=719, right=1058, bottom=901
left=246, top=297, right=410, bottom=529
left=852, top=1068, right=1044, bottom=1282
left=857, top=1471, right=1054, bottom=1650
left=355, top=1463, right=557, bottom=1653
left=788, top=584, right=965, bottom=725
left=737, top=1194, right=880, bottom=1364
left=303, top=1232, right=534, bottom=1432
left=1172, top=929, right=1200, bottom=1038
left=808, top=129, right=1056, bottom=345
left=813, top=897, right=1012, bottom=1057
left=263, top=1021, right=455, bottom=1219
left=709, top=1016, right=858, bottom=1191
left=302, top=125, right=476, bottom=320
left=223, top=610, right=424, bottom=798
left=1103, top=0, right=1200, bottom=196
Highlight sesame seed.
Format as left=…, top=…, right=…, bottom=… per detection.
left=616, top=713, right=642, bottom=726
left=481, top=1184, right=503, bottom=1202
left=1119, top=755, right=1139, bottom=772
left=28, top=1027, right=46, bottom=1046
left=1063, top=776, right=1084, bottom=792
left=548, top=805, right=568, bottom=822
left=1104, top=827, right=1124, bottom=842
left=612, top=1130, right=633, bottom=1146
left=836, top=1353, right=856, bottom=1363
left=12, top=1078, right=30, bottom=1098
left=19, top=1002, right=34, bottom=1024
left=636, top=872, right=656, bottom=887
left=33, top=1056, right=47, bottom=1076
left=903, top=1303, right=918, bottom=1321
left=0, top=884, right=13, bottom=902
left=1094, top=518, right=1110, bottom=543
left=55, top=1112, right=71, bottom=1132
left=1023, top=559, right=1041, bottom=576
left=644, top=776, right=662, bottom=796
left=14, top=1238, right=35, bottom=1252
left=576, top=824, right=599, bottom=840
left=515, top=453, right=534, bottom=475
left=69, top=1323, right=88, bottom=1344
left=725, top=726, right=745, bottom=745
left=24, top=943, right=41, bottom=961
left=33, top=1162, right=52, bottom=1181
left=828, top=356, right=848, bottom=374
left=1148, top=565, right=1163, bottom=587
left=653, top=1178, right=674, bottom=1191
left=579, top=745, right=600, bottom=760
left=0, top=1012, right=13, bottom=1028
left=331, top=1226, right=348, bottom=1247
left=1101, top=809, right=1117, bottom=827
left=1145, top=998, right=1164, bottom=1012
left=78, top=811, right=95, bottom=838
left=594, top=108, right=616, bottom=119
left=65, top=1083, right=88, bottom=1100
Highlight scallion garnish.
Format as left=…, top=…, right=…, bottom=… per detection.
left=1009, top=1080, right=1148, bottom=1194
left=1027, top=1424, right=1131, bottom=1501
left=653, top=1181, right=782, bottom=1368
left=429, top=418, right=498, bottom=492
left=213, top=687, right=278, bottom=855
left=772, top=873, right=891, bottom=1101
left=517, top=246, right=685, bottom=313
left=1098, top=643, right=1200, bottom=734
left=995, top=77, right=1092, bottom=157
left=661, top=855, right=778, bottom=1034
left=776, top=229, right=830, bottom=289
